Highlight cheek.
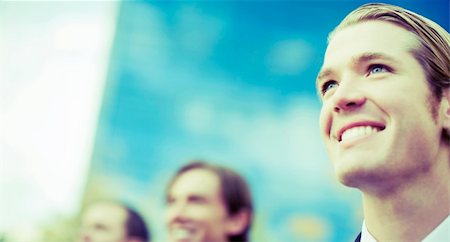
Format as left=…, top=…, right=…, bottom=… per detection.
left=198, top=205, right=228, bottom=225
left=319, top=105, right=332, bottom=137
left=164, top=208, right=173, bottom=225
left=185, top=205, right=217, bottom=223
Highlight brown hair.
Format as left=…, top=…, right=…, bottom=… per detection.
left=166, top=160, right=253, bottom=242
left=124, top=205, right=150, bottom=242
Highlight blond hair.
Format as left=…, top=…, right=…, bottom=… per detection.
left=329, top=3, right=450, bottom=100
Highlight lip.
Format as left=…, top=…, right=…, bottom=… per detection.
left=335, top=120, right=386, bottom=142
left=170, top=225, right=196, bottom=233
left=169, top=226, right=196, bottom=241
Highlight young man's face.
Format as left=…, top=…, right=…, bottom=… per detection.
left=77, top=202, right=129, bottom=242
left=165, top=168, right=235, bottom=242
left=317, top=21, right=446, bottom=189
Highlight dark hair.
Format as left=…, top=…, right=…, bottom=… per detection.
left=167, top=160, right=253, bottom=242
left=124, top=205, right=151, bottom=242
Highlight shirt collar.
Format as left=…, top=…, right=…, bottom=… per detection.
left=424, top=215, right=449, bottom=242
left=360, top=215, right=449, bottom=242
left=361, top=220, right=377, bottom=242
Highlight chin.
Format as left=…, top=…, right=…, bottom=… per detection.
left=336, top=164, right=409, bottom=196
left=334, top=161, right=384, bottom=189
left=332, top=156, right=359, bottom=186
left=336, top=169, right=361, bottom=188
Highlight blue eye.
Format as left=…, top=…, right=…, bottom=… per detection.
left=369, top=64, right=388, bottom=74
left=321, top=80, right=338, bottom=95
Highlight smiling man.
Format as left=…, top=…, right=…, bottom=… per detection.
left=165, top=161, right=253, bottom=242
left=316, top=3, right=449, bottom=242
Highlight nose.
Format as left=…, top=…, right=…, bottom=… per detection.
left=76, top=230, right=91, bottom=242
left=167, top=200, right=189, bottom=224
left=332, top=80, right=366, bottom=113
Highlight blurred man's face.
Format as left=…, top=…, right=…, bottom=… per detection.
left=78, top=202, right=129, bottom=242
left=165, top=168, right=234, bottom=242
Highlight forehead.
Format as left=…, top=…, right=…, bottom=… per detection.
left=83, top=203, right=128, bottom=225
left=324, top=20, right=418, bottom=67
left=170, top=168, right=222, bottom=199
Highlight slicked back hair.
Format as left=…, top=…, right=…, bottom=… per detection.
left=328, top=3, right=449, bottom=139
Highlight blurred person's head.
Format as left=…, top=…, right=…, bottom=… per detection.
left=165, top=160, right=253, bottom=242
left=77, top=201, right=150, bottom=242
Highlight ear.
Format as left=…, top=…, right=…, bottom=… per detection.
left=225, top=209, right=251, bottom=236
left=442, top=88, right=450, bottom=133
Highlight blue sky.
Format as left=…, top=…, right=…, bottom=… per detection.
left=87, top=1, right=449, bottom=241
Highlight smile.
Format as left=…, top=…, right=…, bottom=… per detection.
left=339, top=125, right=384, bottom=142
left=172, top=227, right=194, bottom=240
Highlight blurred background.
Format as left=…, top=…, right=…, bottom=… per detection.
left=0, top=0, right=448, bottom=241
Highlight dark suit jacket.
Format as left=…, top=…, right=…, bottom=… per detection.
left=355, top=232, right=361, bottom=242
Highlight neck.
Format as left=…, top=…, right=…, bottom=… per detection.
left=362, top=151, right=450, bottom=241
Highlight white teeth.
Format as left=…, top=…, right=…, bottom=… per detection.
left=172, top=228, right=192, bottom=239
left=341, top=126, right=380, bottom=142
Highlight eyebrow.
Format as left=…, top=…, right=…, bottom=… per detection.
left=187, top=194, right=207, bottom=201
left=316, top=52, right=397, bottom=91
left=356, top=52, right=397, bottom=64
left=316, top=68, right=332, bottom=84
